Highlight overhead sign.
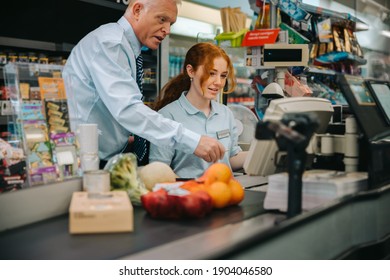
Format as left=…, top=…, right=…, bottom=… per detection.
left=242, top=29, right=280, bottom=47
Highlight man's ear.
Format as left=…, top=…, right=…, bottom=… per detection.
left=132, top=3, right=143, bottom=20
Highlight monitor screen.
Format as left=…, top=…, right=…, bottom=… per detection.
left=365, top=80, right=390, bottom=125
left=264, top=49, right=302, bottom=62
left=338, top=74, right=390, bottom=141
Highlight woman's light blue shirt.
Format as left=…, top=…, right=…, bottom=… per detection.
left=63, top=17, right=200, bottom=160
left=149, top=92, right=242, bottom=178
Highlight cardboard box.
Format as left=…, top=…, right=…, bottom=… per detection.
left=69, top=191, right=133, bottom=234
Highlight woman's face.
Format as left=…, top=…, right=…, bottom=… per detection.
left=192, top=57, right=228, bottom=101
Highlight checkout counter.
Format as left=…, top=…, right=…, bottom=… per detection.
left=1, top=74, right=390, bottom=260
left=0, top=174, right=389, bottom=260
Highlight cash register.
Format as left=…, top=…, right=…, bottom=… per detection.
left=337, top=75, right=390, bottom=189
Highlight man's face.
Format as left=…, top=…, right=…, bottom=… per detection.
left=134, top=0, right=178, bottom=50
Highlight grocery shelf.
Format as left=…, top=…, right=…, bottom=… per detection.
left=0, top=36, right=74, bottom=53
left=314, top=51, right=367, bottom=65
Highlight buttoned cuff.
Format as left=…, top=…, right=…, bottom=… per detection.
left=175, top=127, right=201, bottom=154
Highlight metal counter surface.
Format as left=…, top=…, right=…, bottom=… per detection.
left=1, top=179, right=389, bottom=260
left=0, top=190, right=270, bottom=260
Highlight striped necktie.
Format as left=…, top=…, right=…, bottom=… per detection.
left=136, top=55, right=144, bottom=94
left=133, top=54, right=149, bottom=166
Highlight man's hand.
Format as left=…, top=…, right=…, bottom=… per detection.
left=194, top=135, right=225, bottom=163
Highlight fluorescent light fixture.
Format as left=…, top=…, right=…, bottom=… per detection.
left=380, top=30, right=390, bottom=38
left=171, top=16, right=215, bottom=38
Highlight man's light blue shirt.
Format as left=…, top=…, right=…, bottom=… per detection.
left=149, top=92, right=242, bottom=178
left=63, top=17, right=200, bottom=160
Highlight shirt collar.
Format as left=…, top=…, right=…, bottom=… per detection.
left=118, top=16, right=142, bottom=57
left=178, top=92, right=221, bottom=116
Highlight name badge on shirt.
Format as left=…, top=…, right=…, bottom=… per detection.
left=216, top=129, right=230, bottom=139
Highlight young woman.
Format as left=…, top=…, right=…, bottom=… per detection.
left=149, top=42, right=247, bottom=178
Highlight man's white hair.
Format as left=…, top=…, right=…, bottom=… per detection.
left=128, top=0, right=181, bottom=5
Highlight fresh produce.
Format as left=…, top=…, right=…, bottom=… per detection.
left=197, top=162, right=233, bottom=185
left=206, top=181, right=232, bottom=209
left=197, top=163, right=245, bottom=208
left=141, top=163, right=245, bottom=218
left=105, top=153, right=149, bottom=205
left=227, top=178, right=245, bottom=206
left=141, top=188, right=179, bottom=219
left=138, top=161, right=177, bottom=191
left=141, top=182, right=213, bottom=219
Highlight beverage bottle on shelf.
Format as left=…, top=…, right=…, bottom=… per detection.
left=255, top=1, right=270, bottom=29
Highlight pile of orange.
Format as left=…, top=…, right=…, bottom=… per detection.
left=181, top=163, right=245, bottom=209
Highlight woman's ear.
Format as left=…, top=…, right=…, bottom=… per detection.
left=186, top=64, right=194, bottom=78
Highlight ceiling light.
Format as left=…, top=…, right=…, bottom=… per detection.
left=171, top=17, right=215, bottom=38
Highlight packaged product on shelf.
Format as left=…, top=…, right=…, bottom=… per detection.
left=346, top=29, right=363, bottom=57
left=343, top=28, right=352, bottom=53
left=310, top=44, right=318, bottom=59
left=332, top=26, right=345, bottom=52
left=317, top=18, right=332, bottom=43
left=19, top=83, right=30, bottom=100
left=0, top=138, right=27, bottom=193
left=28, top=52, right=38, bottom=63
left=255, top=2, right=270, bottom=29
left=38, top=77, right=66, bottom=100
left=284, top=71, right=312, bottom=97
left=1, top=86, right=10, bottom=100
left=1, top=101, right=13, bottom=116
left=53, top=143, right=78, bottom=179
left=22, top=120, right=57, bottom=184
left=0, top=52, right=7, bottom=65
left=38, top=54, right=49, bottom=64
left=44, top=99, right=70, bottom=134
left=21, top=101, right=45, bottom=120
left=29, top=87, right=41, bottom=100
left=318, top=43, right=327, bottom=56
left=8, top=52, right=18, bottom=63
left=327, top=41, right=334, bottom=53
left=18, top=53, right=29, bottom=63
left=278, top=0, right=312, bottom=22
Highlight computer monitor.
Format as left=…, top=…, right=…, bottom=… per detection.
left=337, top=74, right=390, bottom=141
left=338, top=75, right=390, bottom=188
left=244, top=97, right=334, bottom=176
left=365, top=79, right=390, bottom=126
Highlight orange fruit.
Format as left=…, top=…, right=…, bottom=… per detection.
left=199, top=163, right=233, bottom=185
left=228, top=179, right=245, bottom=206
left=180, top=180, right=205, bottom=193
left=205, top=181, right=232, bottom=209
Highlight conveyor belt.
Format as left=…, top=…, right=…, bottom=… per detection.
left=0, top=190, right=267, bottom=260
